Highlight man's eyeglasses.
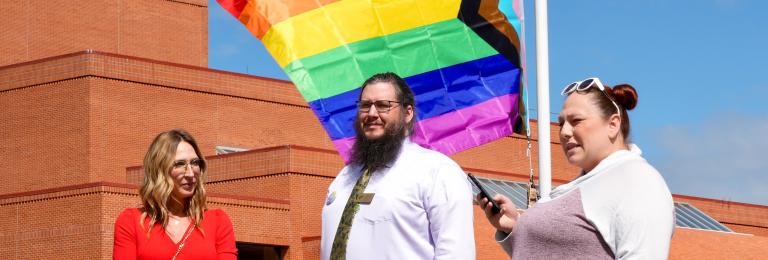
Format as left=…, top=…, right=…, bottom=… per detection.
left=357, top=100, right=401, bottom=113
left=561, top=77, right=622, bottom=121
left=172, top=159, right=202, bottom=172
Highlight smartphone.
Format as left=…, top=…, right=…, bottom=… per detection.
left=467, top=173, right=501, bottom=214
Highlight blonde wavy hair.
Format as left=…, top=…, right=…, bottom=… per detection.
left=139, top=129, right=207, bottom=237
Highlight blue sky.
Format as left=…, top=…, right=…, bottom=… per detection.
left=208, top=0, right=767, bottom=205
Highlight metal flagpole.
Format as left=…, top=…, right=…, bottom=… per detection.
left=534, top=0, right=552, bottom=200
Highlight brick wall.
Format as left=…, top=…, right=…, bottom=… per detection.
left=291, top=174, right=334, bottom=238
left=0, top=0, right=207, bottom=67
left=0, top=78, right=91, bottom=193
left=0, top=182, right=291, bottom=259
left=1, top=52, right=334, bottom=194
left=209, top=196, right=292, bottom=247
left=670, top=228, right=768, bottom=259
left=0, top=184, right=131, bottom=259
left=301, top=238, right=321, bottom=260
left=208, top=175, right=293, bottom=201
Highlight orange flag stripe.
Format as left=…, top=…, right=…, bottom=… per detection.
left=223, top=0, right=341, bottom=39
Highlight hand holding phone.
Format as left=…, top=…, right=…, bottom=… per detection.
left=467, top=173, right=501, bottom=214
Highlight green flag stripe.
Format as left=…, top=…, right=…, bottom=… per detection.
left=283, top=18, right=499, bottom=102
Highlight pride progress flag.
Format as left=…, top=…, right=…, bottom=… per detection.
left=217, top=0, right=526, bottom=162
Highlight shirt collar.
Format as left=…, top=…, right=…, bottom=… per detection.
left=549, top=144, right=643, bottom=199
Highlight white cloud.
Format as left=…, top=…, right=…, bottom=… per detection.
left=656, top=114, right=768, bottom=205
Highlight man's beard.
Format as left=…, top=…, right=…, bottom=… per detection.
left=350, top=116, right=408, bottom=173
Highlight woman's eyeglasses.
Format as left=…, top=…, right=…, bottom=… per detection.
left=357, top=100, right=400, bottom=113
left=172, top=159, right=202, bottom=172
left=561, top=77, right=622, bottom=121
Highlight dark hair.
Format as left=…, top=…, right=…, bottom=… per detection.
left=358, top=72, right=417, bottom=133
left=588, top=84, right=638, bottom=143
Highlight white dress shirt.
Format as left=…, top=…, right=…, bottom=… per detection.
left=321, top=140, right=476, bottom=260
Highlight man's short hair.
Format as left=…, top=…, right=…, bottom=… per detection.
left=359, top=72, right=417, bottom=133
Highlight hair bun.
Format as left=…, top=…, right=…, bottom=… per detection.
left=610, top=84, right=638, bottom=110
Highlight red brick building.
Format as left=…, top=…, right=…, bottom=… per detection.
left=1, top=1, right=766, bottom=259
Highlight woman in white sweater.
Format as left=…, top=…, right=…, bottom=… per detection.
left=478, top=77, right=674, bottom=259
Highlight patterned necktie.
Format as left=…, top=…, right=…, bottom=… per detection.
left=330, top=167, right=372, bottom=259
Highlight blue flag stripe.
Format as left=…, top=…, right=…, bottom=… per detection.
left=308, top=54, right=521, bottom=140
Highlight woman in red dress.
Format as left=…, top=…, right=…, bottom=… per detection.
left=114, top=129, right=237, bottom=259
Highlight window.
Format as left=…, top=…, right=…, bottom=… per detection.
left=216, top=145, right=249, bottom=155
left=236, top=242, right=287, bottom=260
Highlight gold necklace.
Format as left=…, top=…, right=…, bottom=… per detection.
left=170, top=215, right=186, bottom=225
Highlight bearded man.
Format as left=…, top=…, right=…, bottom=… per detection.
left=320, top=72, right=476, bottom=260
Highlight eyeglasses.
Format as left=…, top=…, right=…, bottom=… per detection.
left=172, top=159, right=202, bottom=173
left=357, top=100, right=400, bottom=113
left=561, top=77, right=622, bottom=121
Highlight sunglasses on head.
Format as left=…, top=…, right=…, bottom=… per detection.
left=561, top=77, right=622, bottom=121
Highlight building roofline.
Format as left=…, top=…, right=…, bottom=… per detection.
left=463, top=167, right=572, bottom=185
left=526, top=117, right=561, bottom=127
left=210, top=144, right=340, bottom=159
left=167, top=0, right=208, bottom=7
left=673, top=193, right=768, bottom=210
left=125, top=144, right=768, bottom=209
left=125, top=144, right=341, bottom=172
left=302, top=236, right=321, bottom=242
left=0, top=50, right=292, bottom=85
left=0, top=181, right=290, bottom=205
left=0, top=181, right=135, bottom=199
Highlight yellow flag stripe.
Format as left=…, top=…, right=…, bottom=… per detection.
left=260, top=0, right=461, bottom=67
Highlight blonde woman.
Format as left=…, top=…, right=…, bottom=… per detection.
left=114, top=129, right=237, bottom=259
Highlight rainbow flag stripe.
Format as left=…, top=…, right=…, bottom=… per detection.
left=218, top=0, right=526, bottom=163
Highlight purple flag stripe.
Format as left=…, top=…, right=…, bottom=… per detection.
left=332, top=93, right=519, bottom=163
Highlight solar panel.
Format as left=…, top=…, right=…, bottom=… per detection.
left=467, top=174, right=733, bottom=233
left=675, top=202, right=733, bottom=232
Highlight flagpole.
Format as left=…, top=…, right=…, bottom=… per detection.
left=535, top=0, right=552, bottom=199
